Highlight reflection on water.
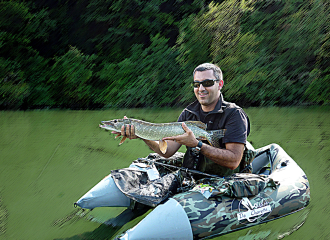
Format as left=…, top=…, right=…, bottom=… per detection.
left=52, top=204, right=311, bottom=240
left=277, top=208, right=310, bottom=239
left=53, top=205, right=151, bottom=240
left=239, top=230, right=272, bottom=240
left=52, top=208, right=91, bottom=228
left=0, top=107, right=329, bottom=239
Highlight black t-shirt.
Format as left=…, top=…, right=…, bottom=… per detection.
left=177, top=96, right=250, bottom=176
left=178, top=102, right=249, bottom=147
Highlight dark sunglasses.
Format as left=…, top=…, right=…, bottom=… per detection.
left=193, top=79, right=219, bottom=88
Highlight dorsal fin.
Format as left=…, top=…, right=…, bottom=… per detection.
left=184, top=121, right=207, bottom=130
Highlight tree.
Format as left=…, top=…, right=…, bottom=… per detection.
left=0, top=1, right=54, bottom=109
left=95, top=34, right=183, bottom=108
left=48, top=47, right=97, bottom=108
left=305, top=0, right=330, bottom=104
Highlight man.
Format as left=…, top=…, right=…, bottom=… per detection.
left=114, top=63, right=250, bottom=176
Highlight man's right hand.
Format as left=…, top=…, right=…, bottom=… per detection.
left=111, top=116, right=139, bottom=140
left=110, top=116, right=181, bottom=158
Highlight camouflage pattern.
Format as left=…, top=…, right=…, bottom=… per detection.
left=193, top=173, right=278, bottom=199
left=172, top=144, right=310, bottom=239
left=240, top=147, right=257, bottom=173
left=142, top=152, right=184, bottom=168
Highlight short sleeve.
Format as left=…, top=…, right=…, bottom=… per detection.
left=222, top=109, right=248, bottom=144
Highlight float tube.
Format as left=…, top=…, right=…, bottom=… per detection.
left=75, top=143, right=310, bottom=239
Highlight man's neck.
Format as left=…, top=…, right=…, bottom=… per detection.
left=201, top=105, right=214, bottom=112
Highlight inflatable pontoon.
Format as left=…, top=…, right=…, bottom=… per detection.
left=75, top=143, right=310, bottom=239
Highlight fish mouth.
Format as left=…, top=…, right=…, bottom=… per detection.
left=99, top=119, right=125, bottom=132
left=99, top=121, right=106, bottom=128
left=99, top=121, right=113, bottom=130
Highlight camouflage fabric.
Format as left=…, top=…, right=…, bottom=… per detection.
left=172, top=144, right=311, bottom=239
left=226, top=173, right=278, bottom=197
left=240, top=147, right=257, bottom=173
left=111, top=168, right=182, bottom=207
left=142, top=145, right=256, bottom=176
left=194, top=173, right=278, bottom=198
left=142, top=152, right=184, bottom=168
left=173, top=178, right=310, bottom=239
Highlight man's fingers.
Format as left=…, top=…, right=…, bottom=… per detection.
left=182, top=122, right=190, bottom=132
left=121, top=125, right=126, bottom=136
left=131, top=125, right=135, bottom=138
left=126, top=124, right=131, bottom=137
left=120, top=124, right=135, bottom=139
left=125, top=124, right=129, bottom=136
left=117, top=122, right=136, bottom=140
left=162, top=136, right=175, bottom=141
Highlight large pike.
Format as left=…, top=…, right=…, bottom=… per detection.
left=99, top=118, right=225, bottom=154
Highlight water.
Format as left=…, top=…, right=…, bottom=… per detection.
left=0, top=107, right=329, bottom=240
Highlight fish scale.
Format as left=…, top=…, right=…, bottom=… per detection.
left=99, top=118, right=226, bottom=153
left=133, top=121, right=206, bottom=140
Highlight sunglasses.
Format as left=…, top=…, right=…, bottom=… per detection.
left=193, top=79, right=219, bottom=88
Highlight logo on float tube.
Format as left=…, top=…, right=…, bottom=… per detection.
left=232, top=195, right=273, bottom=223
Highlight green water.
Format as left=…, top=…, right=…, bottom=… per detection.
left=0, top=107, right=329, bottom=240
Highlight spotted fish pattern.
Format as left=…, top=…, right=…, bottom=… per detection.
left=99, top=118, right=225, bottom=151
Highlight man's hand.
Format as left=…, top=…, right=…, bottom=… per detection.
left=163, top=123, right=244, bottom=170
left=111, top=116, right=139, bottom=140
left=162, top=122, right=199, bottom=148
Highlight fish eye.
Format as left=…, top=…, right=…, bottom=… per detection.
left=114, top=120, right=117, bottom=123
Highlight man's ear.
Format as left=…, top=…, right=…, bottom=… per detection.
left=219, top=80, right=224, bottom=90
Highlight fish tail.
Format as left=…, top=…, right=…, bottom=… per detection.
left=206, top=129, right=226, bottom=148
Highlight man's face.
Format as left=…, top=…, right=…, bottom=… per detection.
left=193, top=69, right=223, bottom=110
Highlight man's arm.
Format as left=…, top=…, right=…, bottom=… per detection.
left=162, top=123, right=245, bottom=170
left=199, top=142, right=244, bottom=170
left=142, top=139, right=182, bottom=158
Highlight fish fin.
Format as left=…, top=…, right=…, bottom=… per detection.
left=159, top=140, right=167, bottom=154
left=206, top=129, right=226, bottom=148
left=115, top=134, right=121, bottom=139
left=119, top=136, right=127, bottom=145
left=184, top=121, right=207, bottom=130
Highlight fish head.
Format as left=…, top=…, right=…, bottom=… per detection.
left=99, top=118, right=130, bottom=131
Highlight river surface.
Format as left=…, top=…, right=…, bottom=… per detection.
left=0, top=107, right=329, bottom=240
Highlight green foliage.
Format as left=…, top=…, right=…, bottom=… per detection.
left=0, top=0, right=329, bottom=109
left=49, top=47, right=97, bottom=108
left=305, top=69, right=330, bottom=104
left=176, top=11, right=212, bottom=97
left=0, top=58, right=28, bottom=109
left=95, top=34, right=184, bottom=108
left=305, top=4, right=330, bottom=104
left=0, top=1, right=57, bottom=109
left=24, top=54, right=53, bottom=107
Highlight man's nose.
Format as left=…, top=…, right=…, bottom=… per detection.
left=198, top=83, right=206, bottom=91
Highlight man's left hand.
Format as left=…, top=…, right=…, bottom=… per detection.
left=162, top=122, right=199, bottom=148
